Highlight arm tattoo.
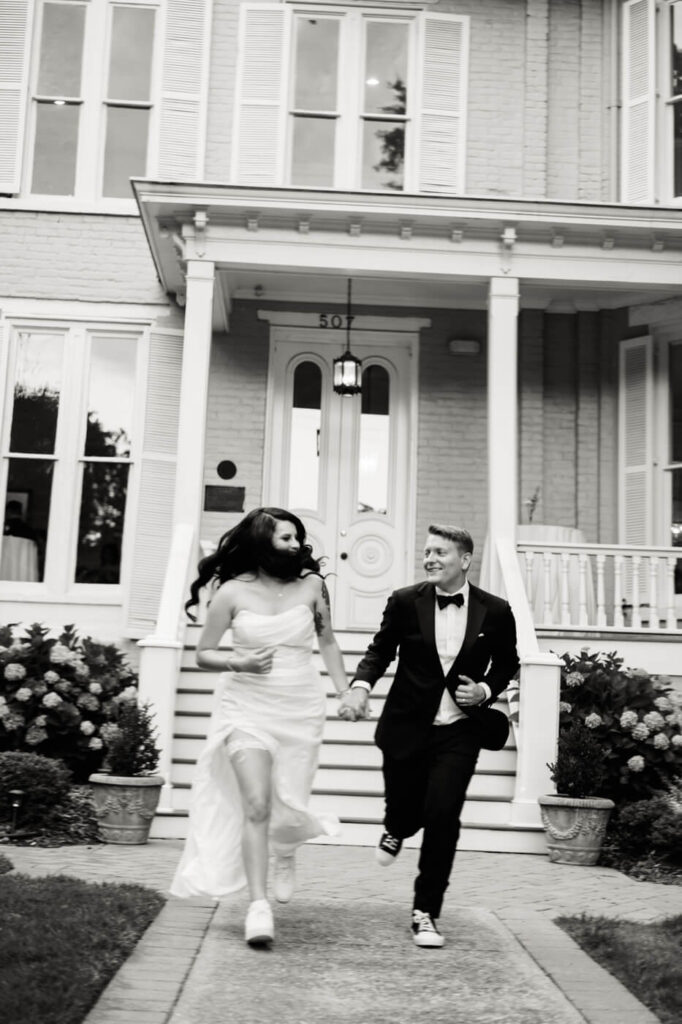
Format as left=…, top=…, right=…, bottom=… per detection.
left=314, top=610, right=325, bottom=637
left=321, top=580, right=331, bottom=611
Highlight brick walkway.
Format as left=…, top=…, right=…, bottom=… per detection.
left=6, top=840, right=680, bottom=1024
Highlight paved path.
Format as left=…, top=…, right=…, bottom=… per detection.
left=6, top=840, right=681, bottom=1024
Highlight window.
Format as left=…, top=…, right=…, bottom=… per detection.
left=233, top=4, right=468, bottom=194
left=0, top=323, right=143, bottom=592
left=27, top=0, right=157, bottom=200
left=667, top=1, right=682, bottom=198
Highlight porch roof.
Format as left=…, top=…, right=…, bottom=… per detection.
left=132, top=180, right=682, bottom=327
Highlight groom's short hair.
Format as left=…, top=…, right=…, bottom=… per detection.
left=427, top=524, right=474, bottom=555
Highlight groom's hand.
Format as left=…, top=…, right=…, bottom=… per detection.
left=338, top=687, right=369, bottom=722
left=455, top=676, right=486, bottom=706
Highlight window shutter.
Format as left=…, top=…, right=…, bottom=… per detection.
left=157, top=0, right=213, bottom=180
left=619, top=336, right=654, bottom=546
left=415, top=13, right=469, bottom=194
left=231, top=3, right=288, bottom=185
left=125, top=329, right=183, bottom=636
left=0, top=1, right=32, bottom=195
left=621, top=0, right=655, bottom=203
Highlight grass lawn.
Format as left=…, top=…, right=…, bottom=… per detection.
left=557, top=913, right=682, bottom=1024
left=0, top=870, right=164, bottom=1024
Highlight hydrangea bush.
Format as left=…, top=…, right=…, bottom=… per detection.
left=0, top=623, right=139, bottom=782
left=557, top=649, right=682, bottom=803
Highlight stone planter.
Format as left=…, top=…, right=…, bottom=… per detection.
left=538, top=794, right=615, bottom=865
left=89, top=773, right=164, bottom=845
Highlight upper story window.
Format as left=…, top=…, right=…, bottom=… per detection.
left=621, top=0, right=682, bottom=203
left=232, top=4, right=469, bottom=195
left=0, top=0, right=211, bottom=204
left=28, top=0, right=157, bottom=200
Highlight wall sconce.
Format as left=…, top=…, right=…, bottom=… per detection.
left=333, top=279, right=362, bottom=396
left=448, top=339, right=480, bottom=355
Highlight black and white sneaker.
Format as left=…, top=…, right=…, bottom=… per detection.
left=411, top=910, right=444, bottom=948
left=376, top=830, right=403, bottom=866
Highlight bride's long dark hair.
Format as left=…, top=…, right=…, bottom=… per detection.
left=185, top=507, right=322, bottom=618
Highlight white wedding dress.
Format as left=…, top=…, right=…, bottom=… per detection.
left=170, top=605, right=340, bottom=899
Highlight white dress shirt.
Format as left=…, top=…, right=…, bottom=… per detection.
left=433, top=582, right=491, bottom=725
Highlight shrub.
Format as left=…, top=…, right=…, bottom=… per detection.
left=0, top=752, right=71, bottom=827
left=609, top=782, right=682, bottom=864
left=103, top=701, right=160, bottom=776
left=40, top=786, right=102, bottom=845
left=0, top=623, right=139, bottom=782
left=548, top=722, right=609, bottom=798
left=556, top=649, right=682, bottom=803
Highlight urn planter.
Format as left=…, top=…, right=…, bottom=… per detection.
left=538, top=794, right=615, bottom=865
left=89, top=773, right=164, bottom=845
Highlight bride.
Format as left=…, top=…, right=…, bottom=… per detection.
left=170, top=507, right=351, bottom=948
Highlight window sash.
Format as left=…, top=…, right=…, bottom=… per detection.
left=26, top=0, right=159, bottom=201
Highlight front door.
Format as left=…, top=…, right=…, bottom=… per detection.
left=264, top=325, right=417, bottom=630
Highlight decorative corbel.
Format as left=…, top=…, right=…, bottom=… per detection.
left=450, top=225, right=465, bottom=243
left=399, top=221, right=413, bottom=241
left=551, top=233, right=564, bottom=248
left=193, top=210, right=208, bottom=257
left=601, top=235, right=615, bottom=250
left=298, top=217, right=311, bottom=234
left=348, top=220, right=363, bottom=237
left=651, top=236, right=665, bottom=252
left=500, top=225, right=516, bottom=274
left=246, top=213, right=260, bottom=232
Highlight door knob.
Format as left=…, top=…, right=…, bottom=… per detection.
left=340, top=552, right=348, bottom=560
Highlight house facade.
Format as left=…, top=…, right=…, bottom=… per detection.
left=1, top=0, right=681, bottom=846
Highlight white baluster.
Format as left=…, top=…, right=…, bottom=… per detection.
left=560, top=552, right=570, bottom=625
left=578, top=553, right=588, bottom=626
left=614, top=555, right=624, bottom=628
left=631, top=555, right=642, bottom=629
left=543, top=551, right=553, bottom=624
left=666, top=556, right=677, bottom=629
left=524, top=550, right=534, bottom=602
left=596, top=554, right=606, bottom=627
left=648, top=556, right=659, bottom=630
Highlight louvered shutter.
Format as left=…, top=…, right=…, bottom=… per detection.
left=125, top=329, right=184, bottom=637
left=231, top=3, right=287, bottom=184
left=416, top=13, right=469, bottom=194
left=157, top=0, right=212, bottom=180
left=621, top=0, right=655, bottom=203
left=619, top=336, right=654, bottom=546
left=0, top=1, right=32, bottom=194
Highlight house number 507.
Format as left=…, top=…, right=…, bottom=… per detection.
left=319, top=314, right=355, bottom=329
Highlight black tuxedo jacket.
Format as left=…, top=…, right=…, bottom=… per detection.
left=353, top=581, right=519, bottom=758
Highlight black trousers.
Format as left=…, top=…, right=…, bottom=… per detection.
left=381, top=718, right=481, bottom=919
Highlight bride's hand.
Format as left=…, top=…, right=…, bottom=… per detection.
left=231, top=647, right=275, bottom=673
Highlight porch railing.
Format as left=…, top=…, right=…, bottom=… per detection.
left=517, top=541, right=681, bottom=632
left=137, top=522, right=196, bottom=812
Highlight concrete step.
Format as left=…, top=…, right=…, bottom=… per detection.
left=150, top=810, right=546, bottom=854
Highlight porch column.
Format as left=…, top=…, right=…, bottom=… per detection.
left=174, top=259, right=215, bottom=531
left=138, top=259, right=215, bottom=813
left=487, top=277, right=519, bottom=592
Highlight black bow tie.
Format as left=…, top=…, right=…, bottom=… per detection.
left=436, top=592, right=464, bottom=610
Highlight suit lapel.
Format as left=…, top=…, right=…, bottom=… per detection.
left=447, top=585, right=486, bottom=679
left=415, top=584, right=442, bottom=674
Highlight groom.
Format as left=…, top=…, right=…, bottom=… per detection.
left=339, top=524, right=518, bottom=948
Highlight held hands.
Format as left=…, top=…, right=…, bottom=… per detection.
left=230, top=646, right=276, bottom=674
left=455, top=675, right=486, bottom=707
left=338, top=687, right=369, bottom=722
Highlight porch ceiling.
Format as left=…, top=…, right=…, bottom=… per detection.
left=132, top=180, right=682, bottom=326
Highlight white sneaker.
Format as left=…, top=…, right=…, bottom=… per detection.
left=245, top=899, right=274, bottom=947
left=273, top=854, right=296, bottom=903
left=411, top=910, right=445, bottom=948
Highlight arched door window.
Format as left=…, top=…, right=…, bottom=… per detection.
left=357, top=363, right=390, bottom=514
left=288, top=360, right=322, bottom=511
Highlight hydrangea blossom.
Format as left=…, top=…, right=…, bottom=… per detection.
left=115, top=685, right=138, bottom=704
left=42, top=692, right=63, bottom=708
left=564, top=671, right=583, bottom=688
left=43, top=670, right=60, bottom=684
left=627, top=755, right=645, bottom=772
left=49, top=643, right=74, bottom=665
left=14, top=687, right=32, bottom=702
left=559, top=701, right=573, bottom=714
left=619, top=710, right=638, bottom=729
left=4, top=662, right=27, bottom=681
left=643, top=710, right=665, bottom=730
left=672, top=735, right=682, bottom=748
left=80, top=720, right=96, bottom=736
left=74, top=662, right=90, bottom=680
left=88, top=736, right=103, bottom=750
left=653, top=733, right=670, bottom=750
left=631, top=723, right=650, bottom=741
left=89, top=682, right=103, bottom=695
left=654, top=695, right=673, bottom=713
left=585, top=712, right=602, bottom=729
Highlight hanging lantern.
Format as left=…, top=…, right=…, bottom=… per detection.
left=332, top=280, right=362, bottom=396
